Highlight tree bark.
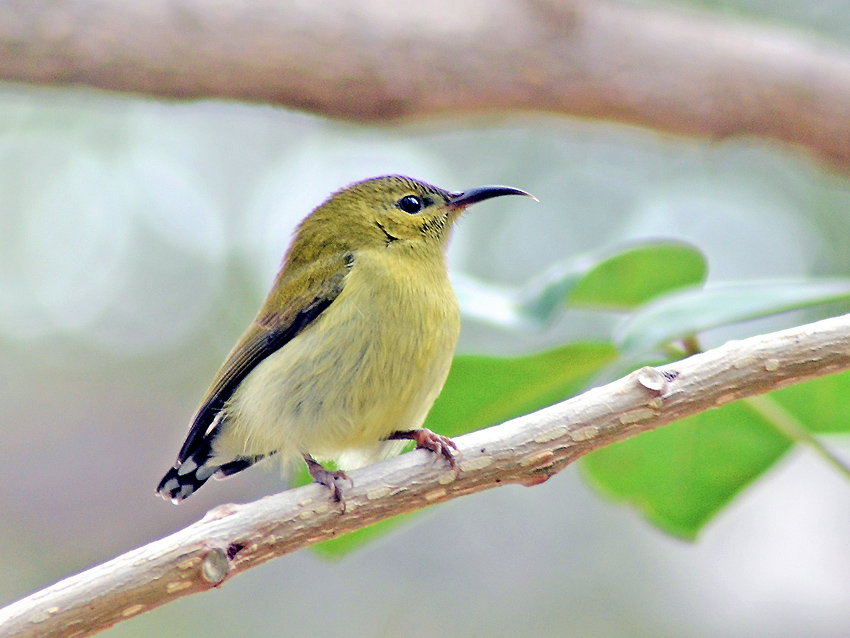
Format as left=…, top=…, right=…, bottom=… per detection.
left=2, top=0, right=850, bottom=164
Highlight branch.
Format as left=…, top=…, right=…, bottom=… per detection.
left=2, top=313, right=850, bottom=637
left=3, top=0, right=850, bottom=164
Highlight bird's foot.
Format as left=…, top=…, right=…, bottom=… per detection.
left=388, top=428, right=460, bottom=476
left=303, top=455, right=353, bottom=511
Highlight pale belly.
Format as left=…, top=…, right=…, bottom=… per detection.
left=215, top=254, right=460, bottom=470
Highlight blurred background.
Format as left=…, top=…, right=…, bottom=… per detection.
left=3, top=1, right=850, bottom=636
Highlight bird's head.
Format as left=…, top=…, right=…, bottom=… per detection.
left=287, top=175, right=534, bottom=267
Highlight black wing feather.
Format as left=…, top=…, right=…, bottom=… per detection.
left=170, top=253, right=352, bottom=467
left=174, top=296, right=335, bottom=464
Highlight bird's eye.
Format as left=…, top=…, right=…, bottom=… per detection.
left=397, top=195, right=423, bottom=214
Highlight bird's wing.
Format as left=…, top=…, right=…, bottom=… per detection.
left=173, top=252, right=354, bottom=465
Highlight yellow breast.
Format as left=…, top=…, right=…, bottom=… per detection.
left=218, top=245, right=460, bottom=467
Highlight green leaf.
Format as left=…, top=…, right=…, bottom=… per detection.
left=770, top=369, right=850, bottom=434
left=567, top=243, right=707, bottom=309
left=424, top=342, right=619, bottom=436
left=453, top=241, right=707, bottom=329
left=616, top=279, right=850, bottom=354
left=580, top=370, right=850, bottom=538
left=581, top=402, right=791, bottom=539
left=311, top=513, right=418, bottom=559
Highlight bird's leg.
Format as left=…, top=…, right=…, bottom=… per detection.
left=303, top=455, right=353, bottom=509
left=387, top=428, right=460, bottom=475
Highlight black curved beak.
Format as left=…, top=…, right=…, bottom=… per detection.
left=446, top=185, right=537, bottom=211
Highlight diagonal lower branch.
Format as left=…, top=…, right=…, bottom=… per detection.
left=3, top=0, right=850, bottom=165
left=2, top=313, right=850, bottom=638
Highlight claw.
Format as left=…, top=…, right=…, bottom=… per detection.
left=303, top=455, right=352, bottom=511
left=387, top=428, right=461, bottom=476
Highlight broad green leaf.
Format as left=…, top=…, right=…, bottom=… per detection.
left=567, top=243, right=707, bottom=309
left=770, top=369, right=850, bottom=434
left=581, top=402, right=791, bottom=539
left=424, top=342, right=619, bottom=436
left=313, top=342, right=617, bottom=558
left=311, top=513, right=417, bottom=559
left=616, top=279, right=850, bottom=354
left=453, top=241, right=706, bottom=329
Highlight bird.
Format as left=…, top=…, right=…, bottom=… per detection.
left=157, top=174, right=534, bottom=506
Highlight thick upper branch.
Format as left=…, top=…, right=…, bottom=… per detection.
left=2, top=312, right=850, bottom=638
left=2, top=0, right=850, bottom=164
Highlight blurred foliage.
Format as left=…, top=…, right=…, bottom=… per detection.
left=582, top=401, right=792, bottom=538
left=568, top=243, right=708, bottom=310
left=426, top=342, right=619, bottom=438
left=615, top=280, right=850, bottom=353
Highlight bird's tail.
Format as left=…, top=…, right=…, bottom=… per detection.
left=156, top=432, right=263, bottom=503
